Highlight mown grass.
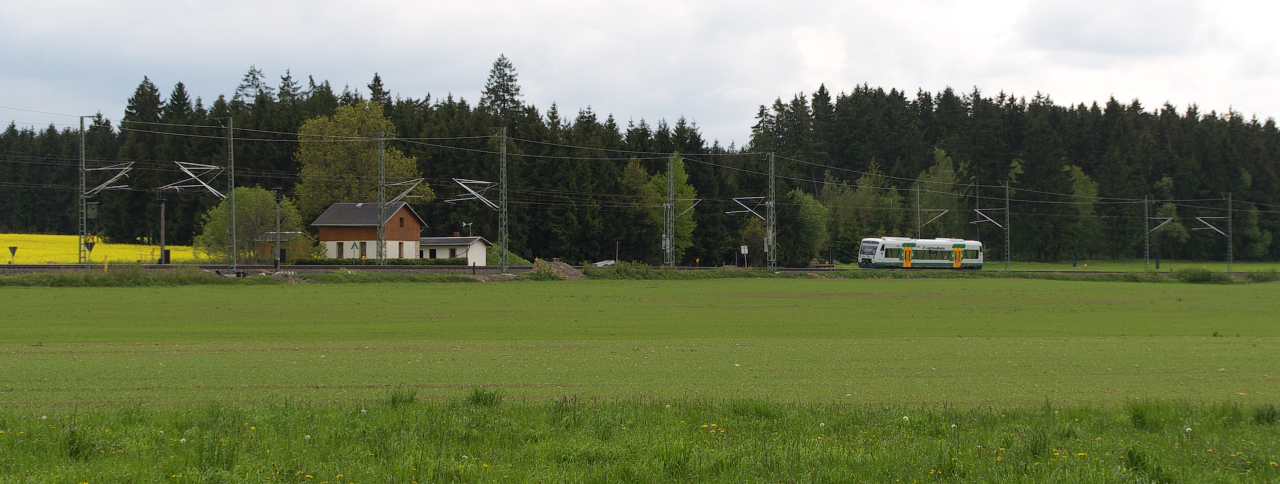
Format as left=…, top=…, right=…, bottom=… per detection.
left=5, top=278, right=1277, bottom=343
left=1, top=397, right=1276, bottom=482
left=1, top=279, right=1277, bottom=408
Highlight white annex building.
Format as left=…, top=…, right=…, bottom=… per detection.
left=419, top=236, right=491, bottom=266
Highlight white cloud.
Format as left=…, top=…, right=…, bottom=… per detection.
left=2, top=0, right=1279, bottom=145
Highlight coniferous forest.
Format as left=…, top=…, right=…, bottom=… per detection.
left=2, top=58, right=1278, bottom=265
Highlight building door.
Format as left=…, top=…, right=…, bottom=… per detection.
left=398, top=242, right=404, bottom=258
left=336, top=242, right=343, bottom=258
left=359, top=241, right=367, bottom=258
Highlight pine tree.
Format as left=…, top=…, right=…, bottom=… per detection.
left=368, top=73, right=390, bottom=106
left=481, top=54, right=522, bottom=119
left=278, top=70, right=302, bottom=103
left=233, top=65, right=274, bottom=103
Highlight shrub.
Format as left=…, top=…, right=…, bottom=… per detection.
left=302, top=270, right=475, bottom=284
left=1246, top=269, right=1278, bottom=283
left=293, top=258, right=469, bottom=266
left=1172, top=267, right=1233, bottom=284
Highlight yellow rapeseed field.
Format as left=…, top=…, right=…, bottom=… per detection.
left=0, top=234, right=198, bottom=264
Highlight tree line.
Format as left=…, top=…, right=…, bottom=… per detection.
left=1, top=57, right=1277, bottom=264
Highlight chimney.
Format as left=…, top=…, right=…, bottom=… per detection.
left=453, top=232, right=460, bottom=237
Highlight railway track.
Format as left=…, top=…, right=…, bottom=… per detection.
left=0, top=264, right=535, bottom=276
left=0, top=263, right=1240, bottom=277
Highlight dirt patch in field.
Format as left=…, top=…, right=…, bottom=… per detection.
left=534, top=260, right=586, bottom=280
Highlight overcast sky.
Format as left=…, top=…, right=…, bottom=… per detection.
left=2, top=0, right=1277, bottom=147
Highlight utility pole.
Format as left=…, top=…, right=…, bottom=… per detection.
left=274, top=187, right=283, bottom=270
left=78, top=116, right=90, bottom=265
left=1227, top=192, right=1233, bottom=274
left=159, top=190, right=166, bottom=264
left=499, top=127, right=509, bottom=273
left=974, top=177, right=981, bottom=242
left=665, top=155, right=675, bottom=268
left=767, top=152, right=777, bottom=272
left=1003, top=181, right=1010, bottom=272
left=377, top=131, right=387, bottom=265
left=915, top=186, right=922, bottom=239
left=226, top=117, right=236, bottom=270
left=1144, top=195, right=1151, bottom=272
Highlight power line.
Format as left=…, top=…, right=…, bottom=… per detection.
left=0, top=105, right=83, bottom=117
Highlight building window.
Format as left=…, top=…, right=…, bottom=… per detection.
left=359, top=241, right=367, bottom=258
left=449, top=248, right=457, bottom=258
left=398, top=242, right=404, bottom=258
left=336, top=242, right=344, bottom=259
left=399, top=217, right=404, bottom=228
left=429, top=249, right=437, bottom=259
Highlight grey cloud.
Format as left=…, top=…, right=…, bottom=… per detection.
left=1018, top=0, right=1212, bottom=57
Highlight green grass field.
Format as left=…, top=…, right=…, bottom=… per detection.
left=2, top=278, right=1277, bottom=481
left=2, top=279, right=1276, bottom=407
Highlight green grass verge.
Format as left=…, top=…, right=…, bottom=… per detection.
left=0, top=265, right=287, bottom=287
left=302, top=270, right=476, bottom=284
left=4, top=260, right=1277, bottom=287
left=2, top=397, right=1277, bottom=482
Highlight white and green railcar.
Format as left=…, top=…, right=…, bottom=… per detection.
left=857, top=237, right=983, bottom=269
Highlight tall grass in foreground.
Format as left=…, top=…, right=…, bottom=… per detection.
left=1, top=398, right=1276, bottom=482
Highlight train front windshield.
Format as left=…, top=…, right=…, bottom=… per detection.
left=859, top=242, right=879, bottom=255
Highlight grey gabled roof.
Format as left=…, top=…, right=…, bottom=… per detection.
left=310, top=202, right=425, bottom=227
left=253, top=231, right=306, bottom=243
left=419, top=236, right=492, bottom=247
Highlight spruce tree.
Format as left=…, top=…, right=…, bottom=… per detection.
left=481, top=54, right=522, bottom=119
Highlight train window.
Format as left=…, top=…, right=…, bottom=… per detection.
left=884, top=248, right=903, bottom=259
left=962, top=250, right=980, bottom=259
